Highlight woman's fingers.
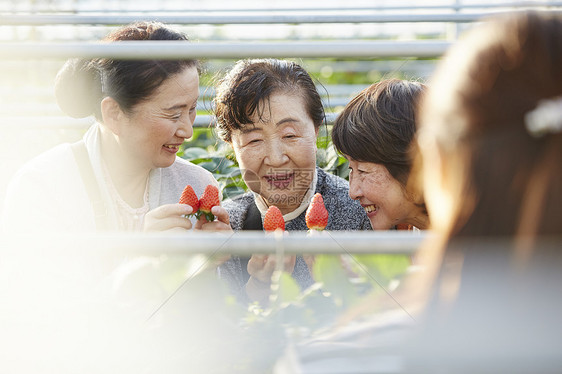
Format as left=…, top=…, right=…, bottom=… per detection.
left=198, top=221, right=233, bottom=231
left=247, top=254, right=296, bottom=283
left=144, top=203, right=233, bottom=232
left=247, top=255, right=271, bottom=283
left=211, top=206, right=230, bottom=225
left=149, top=204, right=192, bottom=219
left=143, top=204, right=193, bottom=232
left=195, top=206, right=232, bottom=231
left=145, top=216, right=193, bottom=232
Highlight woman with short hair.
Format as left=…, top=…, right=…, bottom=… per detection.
left=331, top=79, right=429, bottom=230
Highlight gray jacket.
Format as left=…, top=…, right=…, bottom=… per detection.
left=218, top=167, right=371, bottom=300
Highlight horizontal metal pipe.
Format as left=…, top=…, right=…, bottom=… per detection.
left=0, top=115, right=212, bottom=128
left=0, top=40, right=451, bottom=59
left=1, top=231, right=429, bottom=255
left=0, top=112, right=340, bottom=128
left=2, top=11, right=561, bottom=25
left=0, top=84, right=370, bottom=100
left=8, top=2, right=562, bottom=14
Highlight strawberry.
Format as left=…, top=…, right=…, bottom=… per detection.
left=263, top=206, right=285, bottom=232
left=178, top=184, right=199, bottom=215
left=305, top=193, right=329, bottom=231
left=198, top=184, right=220, bottom=221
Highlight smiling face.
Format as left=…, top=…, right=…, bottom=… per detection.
left=117, top=66, right=199, bottom=170
left=230, top=92, right=319, bottom=214
left=347, top=158, right=423, bottom=230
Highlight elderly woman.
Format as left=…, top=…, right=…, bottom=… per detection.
left=3, top=22, right=230, bottom=233
left=213, top=58, right=370, bottom=303
left=331, top=79, right=429, bottom=231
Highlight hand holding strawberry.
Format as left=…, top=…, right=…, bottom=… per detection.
left=306, top=193, right=329, bottom=231
left=263, top=206, right=285, bottom=232
left=178, top=184, right=199, bottom=216
left=198, top=184, right=221, bottom=222
left=178, top=184, right=221, bottom=221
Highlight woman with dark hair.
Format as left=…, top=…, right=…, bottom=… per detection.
left=3, top=21, right=230, bottom=233
left=331, top=79, right=428, bottom=230
left=214, top=58, right=370, bottom=304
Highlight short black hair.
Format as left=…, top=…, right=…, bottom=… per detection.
left=214, top=59, right=325, bottom=142
left=331, top=79, right=426, bottom=187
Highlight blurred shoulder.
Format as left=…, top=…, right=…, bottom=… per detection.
left=7, top=143, right=78, bottom=188
left=16, top=143, right=75, bottom=173
left=171, top=156, right=216, bottom=180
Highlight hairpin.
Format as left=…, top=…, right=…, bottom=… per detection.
left=524, top=96, right=562, bottom=138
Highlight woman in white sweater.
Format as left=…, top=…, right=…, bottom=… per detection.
left=3, top=21, right=230, bottom=233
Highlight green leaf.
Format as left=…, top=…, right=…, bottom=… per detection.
left=215, top=158, right=236, bottom=174
left=277, top=272, right=301, bottom=304
left=197, top=160, right=220, bottom=172
left=312, top=255, right=359, bottom=307
left=350, top=254, right=411, bottom=288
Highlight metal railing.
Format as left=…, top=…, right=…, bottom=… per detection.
left=0, top=83, right=368, bottom=119
left=0, top=112, right=340, bottom=129
left=0, top=12, right=535, bottom=25
left=0, top=40, right=452, bottom=60
left=4, top=1, right=562, bottom=14
left=1, top=230, right=429, bottom=255
left=1, top=9, right=561, bottom=25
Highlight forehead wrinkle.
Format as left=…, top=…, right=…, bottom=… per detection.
left=276, top=117, right=301, bottom=126
left=162, top=95, right=199, bottom=111
left=162, top=104, right=187, bottom=111
left=239, top=124, right=261, bottom=134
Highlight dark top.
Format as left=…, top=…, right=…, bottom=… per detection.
left=218, top=167, right=371, bottom=301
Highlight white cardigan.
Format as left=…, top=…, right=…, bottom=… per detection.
left=2, top=123, right=218, bottom=233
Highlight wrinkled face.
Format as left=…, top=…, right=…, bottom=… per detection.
left=118, top=66, right=199, bottom=170
left=347, top=158, right=416, bottom=230
left=230, top=92, right=319, bottom=214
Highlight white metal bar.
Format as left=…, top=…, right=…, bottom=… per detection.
left=0, top=231, right=429, bottom=255
left=0, top=115, right=210, bottom=128
left=0, top=113, right=339, bottom=129
left=0, top=99, right=345, bottom=116
left=1, top=11, right=553, bottom=25
left=0, top=40, right=451, bottom=59
left=0, top=85, right=369, bottom=100
left=7, top=2, right=562, bottom=13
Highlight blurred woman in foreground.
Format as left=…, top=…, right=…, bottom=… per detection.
left=275, top=11, right=562, bottom=373
left=407, top=11, right=562, bottom=372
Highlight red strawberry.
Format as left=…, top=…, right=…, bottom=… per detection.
left=178, top=184, right=199, bottom=215
left=263, top=206, right=285, bottom=232
left=305, top=193, right=329, bottom=231
left=198, top=185, right=220, bottom=221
